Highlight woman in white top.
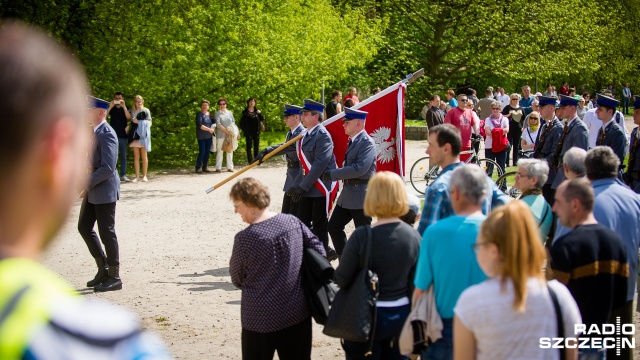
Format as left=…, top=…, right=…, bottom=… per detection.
left=484, top=100, right=509, bottom=176
left=453, top=201, right=581, bottom=360
left=214, top=97, right=237, bottom=172
left=520, top=111, right=541, bottom=152
left=128, top=95, right=152, bottom=183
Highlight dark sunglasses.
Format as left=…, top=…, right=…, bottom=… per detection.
left=511, top=98, right=518, bottom=100
left=459, top=98, right=468, bottom=102
left=218, top=103, right=227, bottom=106
left=529, top=117, right=539, bottom=120
left=492, top=107, right=501, bottom=110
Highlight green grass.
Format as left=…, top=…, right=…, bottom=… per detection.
left=405, top=119, right=425, bottom=127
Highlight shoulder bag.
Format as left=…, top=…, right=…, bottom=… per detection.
left=323, top=226, right=379, bottom=348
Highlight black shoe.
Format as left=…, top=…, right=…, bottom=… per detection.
left=87, top=256, right=108, bottom=287
left=195, top=168, right=202, bottom=173
left=203, top=168, right=212, bottom=173
left=94, top=265, right=122, bottom=292
left=326, top=249, right=339, bottom=262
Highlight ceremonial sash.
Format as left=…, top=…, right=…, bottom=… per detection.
left=297, top=135, right=339, bottom=215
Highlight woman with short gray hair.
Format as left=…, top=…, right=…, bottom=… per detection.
left=513, top=158, right=553, bottom=242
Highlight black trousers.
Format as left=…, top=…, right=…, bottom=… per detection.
left=297, top=196, right=330, bottom=252
left=78, top=198, right=119, bottom=266
left=245, top=132, right=260, bottom=163
left=607, top=300, right=633, bottom=360
left=241, top=317, right=311, bottom=360
left=328, top=205, right=371, bottom=255
left=281, top=193, right=299, bottom=218
left=507, top=132, right=521, bottom=166
left=542, top=184, right=556, bottom=207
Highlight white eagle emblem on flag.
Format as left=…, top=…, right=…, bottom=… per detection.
left=371, top=127, right=396, bottom=164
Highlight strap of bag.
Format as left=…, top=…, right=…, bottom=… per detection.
left=538, top=203, right=551, bottom=227
left=548, top=284, right=565, bottom=360
left=364, top=225, right=373, bottom=269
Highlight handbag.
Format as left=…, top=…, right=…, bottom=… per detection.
left=323, top=226, right=379, bottom=347
left=221, top=135, right=234, bottom=153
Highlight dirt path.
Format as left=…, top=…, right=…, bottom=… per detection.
left=42, top=140, right=426, bottom=359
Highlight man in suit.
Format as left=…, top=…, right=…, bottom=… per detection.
left=551, top=95, right=589, bottom=190
left=324, top=107, right=376, bottom=256
left=625, top=96, right=640, bottom=193
left=254, top=104, right=305, bottom=215
left=532, top=96, right=564, bottom=205
left=79, top=96, right=122, bottom=292
left=595, top=94, right=627, bottom=172
left=287, top=99, right=339, bottom=260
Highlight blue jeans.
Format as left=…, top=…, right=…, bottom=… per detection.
left=117, top=137, right=128, bottom=177
left=421, top=318, right=452, bottom=360
left=623, top=97, right=630, bottom=114
left=196, top=138, right=213, bottom=170
left=342, top=305, right=410, bottom=360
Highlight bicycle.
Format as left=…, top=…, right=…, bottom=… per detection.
left=494, top=150, right=534, bottom=199
left=409, top=143, right=504, bottom=195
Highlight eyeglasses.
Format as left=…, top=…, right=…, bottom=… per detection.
left=492, top=107, right=501, bottom=110
left=459, top=98, right=468, bottom=102
left=515, top=172, right=532, bottom=178
left=219, top=103, right=227, bottom=106
left=511, top=98, right=518, bottom=101
left=472, top=242, right=493, bottom=253
left=529, top=117, right=539, bottom=120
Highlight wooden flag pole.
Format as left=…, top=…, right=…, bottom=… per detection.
left=205, top=134, right=303, bottom=194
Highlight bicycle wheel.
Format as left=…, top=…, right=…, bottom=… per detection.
left=477, top=158, right=504, bottom=181
left=410, top=156, right=440, bottom=194
left=495, top=171, right=521, bottom=198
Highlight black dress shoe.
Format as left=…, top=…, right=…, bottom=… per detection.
left=94, top=266, right=122, bottom=292
left=87, top=256, right=108, bottom=287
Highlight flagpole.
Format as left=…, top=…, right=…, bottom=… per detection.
left=205, top=134, right=303, bottom=194
left=205, top=69, right=424, bottom=193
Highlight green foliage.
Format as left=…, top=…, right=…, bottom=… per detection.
left=1, top=0, right=381, bottom=168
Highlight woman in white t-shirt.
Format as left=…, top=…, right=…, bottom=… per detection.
left=520, top=111, right=541, bottom=152
left=453, top=201, right=581, bottom=360
left=484, top=100, right=509, bottom=176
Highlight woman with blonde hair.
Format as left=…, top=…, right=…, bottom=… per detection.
left=453, top=201, right=581, bottom=360
left=128, top=95, right=152, bottom=182
left=334, top=171, right=421, bottom=360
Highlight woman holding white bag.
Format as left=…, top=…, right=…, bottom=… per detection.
left=214, top=97, right=238, bottom=172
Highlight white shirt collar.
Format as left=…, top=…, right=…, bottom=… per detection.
left=350, top=129, right=367, bottom=140
left=94, top=120, right=106, bottom=133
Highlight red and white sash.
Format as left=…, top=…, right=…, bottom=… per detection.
left=297, top=135, right=339, bottom=215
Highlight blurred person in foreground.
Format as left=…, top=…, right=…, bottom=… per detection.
left=229, top=178, right=325, bottom=360
left=0, top=21, right=170, bottom=359
left=334, top=171, right=421, bottom=359
left=453, top=201, right=581, bottom=360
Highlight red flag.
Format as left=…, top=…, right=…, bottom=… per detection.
left=324, top=83, right=406, bottom=177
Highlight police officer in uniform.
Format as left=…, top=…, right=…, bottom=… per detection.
left=287, top=99, right=339, bottom=260
left=324, top=108, right=376, bottom=256
left=595, top=94, right=627, bottom=173
left=78, top=96, right=123, bottom=292
left=254, top=104, right=305, bottom=215
left=0, top=22, right=170, bottom=359
left=532, top=95, right=564, bottom=205
left=625, top=95, right=640, bottom=193
left=551, top=95, right=589, bottom=190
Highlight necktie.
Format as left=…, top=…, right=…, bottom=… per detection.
left=598, top=126, right=606, bottom=145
